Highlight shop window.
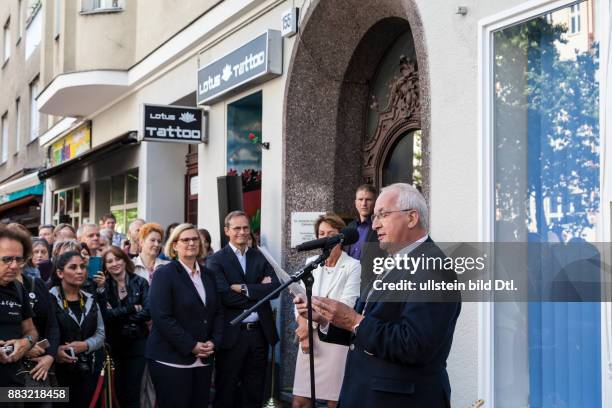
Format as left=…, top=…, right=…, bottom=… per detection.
left=53, top=186, right=83, bottom=227
left=110, top=169, right=138, bottom=234
left=227, top=91, right=262, bottom=233
left=491, top=1, right=600, bottom=406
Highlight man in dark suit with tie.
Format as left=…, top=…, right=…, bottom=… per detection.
left=295, top=183, right=461, bottom=407
left=208, top=211, right=280, bottom=408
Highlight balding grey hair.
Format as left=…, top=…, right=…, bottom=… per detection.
left=128, top=219, right=146, bottom=233
left=77, top=223, right=98, bottom=238
left=380, top=183, right=429, bottom=231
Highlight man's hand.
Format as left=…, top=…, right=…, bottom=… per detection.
left=30, top=355, right=54, bottom=381
left=230, top=284, right=242, bottom=293
left=1, top=338, right=30, bottom=363
left=293, top=295, right=327, bottom=326
left=312, top=297, right=363, bottom=332
left=26, top=344, right=45, bottom=359
left=261, top=276, right=272, bottom=284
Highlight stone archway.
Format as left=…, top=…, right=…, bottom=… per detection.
left=280, top=0, right=430, bottom=389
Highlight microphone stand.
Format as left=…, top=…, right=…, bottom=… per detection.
left=231, top=247, right=332, bottom=408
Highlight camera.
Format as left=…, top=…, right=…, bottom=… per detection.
left=121, top=323, right=141, bottom=339
left=2, top=345, right=14, bottom=355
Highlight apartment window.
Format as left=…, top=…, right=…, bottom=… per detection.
left=569, top=4, right=581, bottom=34
left=81, top=0, right=121, bottom=12
left=29, top=78, right=39, bottom=140
left=15, top=98, right=20, bottom=153
left=17, top=0, right=23, bottom=40
left=3, top=19, right=10, bottom=63
left=491, top=1, right=600, bottom=407
left=54, top=0, right=61, bottom=38
left=1, top=113, right=8, bottom=163
left=110, top=169, right=138, bottom=234
left=24, top=1, right=41, bottom=59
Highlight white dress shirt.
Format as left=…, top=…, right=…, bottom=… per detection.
left=228, top=242, right=259, bottom=323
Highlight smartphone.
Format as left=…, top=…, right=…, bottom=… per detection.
left=36, top=339, right=50, bottom=349
left=88, top=256, right=103, bottom=279
left=66, top=347, right=76, bottom=359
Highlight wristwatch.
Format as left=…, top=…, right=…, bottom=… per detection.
left=240, top=284, right=247, bottom=296
left=24, top=335, right=35, bottom=349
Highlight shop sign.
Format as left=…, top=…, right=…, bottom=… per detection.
left=141, top=104, right=204, bottom=144
left=197, top=30, right=282, bottom=105
left=49, top=123, right=92, bottom=166
left=290, top=212, right=326, bottom=248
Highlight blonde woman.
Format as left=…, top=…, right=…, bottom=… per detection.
left=133, top=223, right=169, bottom=284
left=145, top=223, right=223, bottom=408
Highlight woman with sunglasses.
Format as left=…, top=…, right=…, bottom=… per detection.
left=146, top=223, right=224, bottom=408
left=99, top=246, right=150, bottom=408
left=49, top=251, right=105, bottom=408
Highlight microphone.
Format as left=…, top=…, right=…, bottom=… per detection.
left=296, top=227, right=359, bottom=252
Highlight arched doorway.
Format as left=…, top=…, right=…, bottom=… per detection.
left=281, top=0, right=429, bottom=390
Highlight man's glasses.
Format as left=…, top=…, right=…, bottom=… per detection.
left=371, top=209, right=415, bottom=222
left=0, top=256, right=26, bottom=266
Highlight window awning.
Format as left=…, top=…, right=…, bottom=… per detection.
left=38, top=132, right=139, bottom=180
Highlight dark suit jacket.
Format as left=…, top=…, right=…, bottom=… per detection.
left=321, top=238, right=461, bottom=408
left=208, top=245, right=280, bottom=349
left=146, top=260, right=224, bottom=365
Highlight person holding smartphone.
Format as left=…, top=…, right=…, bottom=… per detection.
left=4, top=226, right=61, bottom=389
left=99, top=246, right=150, bottom=408
left=146, top=223, right=224, bottom=408
left=0, top=226, right=38, bottom=387
left=49, top=251, right=105, bottom=408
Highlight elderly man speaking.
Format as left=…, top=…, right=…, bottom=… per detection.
left=295, top=183, right=461, bottom=407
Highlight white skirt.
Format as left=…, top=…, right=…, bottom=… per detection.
left=292, top=332, right=349, bottom=401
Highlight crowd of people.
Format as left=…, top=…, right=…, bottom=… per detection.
left=0, top=182, right=461, bottom=408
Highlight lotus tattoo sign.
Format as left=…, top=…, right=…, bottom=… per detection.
left=197, top=30, right=283, bottom=105
left=140, top=104, right=205, bottom=144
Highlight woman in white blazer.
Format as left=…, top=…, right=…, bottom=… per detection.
left=292, top=213, right=361, bottom=408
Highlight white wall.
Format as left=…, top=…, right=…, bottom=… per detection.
left=414, top=0, right=528, bottom=406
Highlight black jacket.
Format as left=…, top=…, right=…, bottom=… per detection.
left=99, top=273, right=150, bottom=354
left=321, top=239, right=461, bottom=407
left=208, top=245, right=280, bottom=349
left=146, top=260, right=224, bottom=365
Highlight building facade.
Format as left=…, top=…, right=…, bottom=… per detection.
left=0, top=0, right=46, bottom=233
left=1, top=0, right=610, bottom=406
